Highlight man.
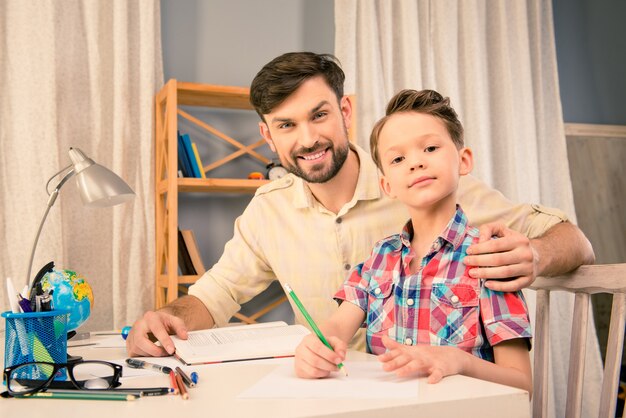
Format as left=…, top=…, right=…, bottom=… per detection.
left=127, top=52, right=594, bottom=357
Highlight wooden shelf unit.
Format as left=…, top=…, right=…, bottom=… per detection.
left=154, top=79, right=272, bottom=308
left=154, top=79, right=356, bottom=315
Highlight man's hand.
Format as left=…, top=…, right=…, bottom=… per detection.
left=378, top=336, right=465, bottom=383
left=464, top=222, right=538, bottom=292
left=294, top=334, right=347, bottom=379
left=126, top=310, right=188, bottom=357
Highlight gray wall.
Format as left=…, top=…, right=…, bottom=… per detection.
left=553, top=0, right=626, bottom=125
left=160, top=0, right=334, bottom=322
left=553, top=0, right=626, bottom=367
left=161, top=1, right=625, bottom=335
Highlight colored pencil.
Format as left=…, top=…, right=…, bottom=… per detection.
left=25, top=391, right=137, bottom=401
left=175, top=366, right=195, bottom=388
left=175, top=371, right=189, bottom=400
left=169, top=369, right=179, bottom=395
left=283, top=283, right=348, bottom=376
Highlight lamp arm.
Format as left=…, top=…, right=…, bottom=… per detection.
left=26, top=168, right=76, bottom=293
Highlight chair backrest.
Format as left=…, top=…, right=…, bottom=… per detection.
left=529, top=264, right=626, bottom=418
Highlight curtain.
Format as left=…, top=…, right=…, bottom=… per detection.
left=335, top=1, right=602, bottom=417
left=0, top=1, right=163, bottom=331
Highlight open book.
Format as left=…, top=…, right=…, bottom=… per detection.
left=171, top=321, right=310, bottom=365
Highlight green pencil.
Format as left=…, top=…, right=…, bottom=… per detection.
left=23, top=391, right=138, bottom=401
left=284, top=283, right=348, bottom=376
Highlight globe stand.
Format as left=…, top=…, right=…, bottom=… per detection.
left=66, top=330, right=83, bottom=362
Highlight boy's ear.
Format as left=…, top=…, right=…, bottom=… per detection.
left=458, top=147, right=473, bottom=176
left=379, top=175, right=396, bottom=199
left=259, top=122, right=276, bottom=152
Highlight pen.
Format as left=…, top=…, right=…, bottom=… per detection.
left=110, top=387, right=174, bottom=396
left=283, top=283, right=348, bottom=376
left=125, top=358, right=172, bottom=374
left=190, top=371, right=199, bottom=384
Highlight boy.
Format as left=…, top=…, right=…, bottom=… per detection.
left=294, top=89, right=533, bottom=394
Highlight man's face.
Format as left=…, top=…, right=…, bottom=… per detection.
left=259, top=76, right=352, bottom=184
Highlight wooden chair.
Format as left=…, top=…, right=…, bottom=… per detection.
left=530, top=264, right=626, bottom=418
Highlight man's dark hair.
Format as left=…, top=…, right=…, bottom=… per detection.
left=370, top=89, right=464, bottom=171
left=249, top=52, right=345, bottom=120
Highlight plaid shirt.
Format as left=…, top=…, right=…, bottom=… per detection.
left=334, top=206, right=532, bottom=361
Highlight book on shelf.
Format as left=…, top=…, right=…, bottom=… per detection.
left=177, top=228, right=197, bottom=275
left=190, top=142, right=206, bottom=178
left=180, top=229, right=205, bottom=274
left=181, top=133, right=202, bottom=178
left=171, top=321, right=310, bottom=365
left=177, top=132, right=194, bottom=177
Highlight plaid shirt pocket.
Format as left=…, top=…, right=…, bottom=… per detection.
left=365, top=278, right=395, bottom=354
left=430, top=282, right=480, bottom=347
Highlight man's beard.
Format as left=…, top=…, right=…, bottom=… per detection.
left=283, top=139, right=350, bottom=184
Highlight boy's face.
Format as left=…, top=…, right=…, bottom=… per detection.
left=258, top=76, right=352, bottom=184
left=378, top=112, right=473, bottom=210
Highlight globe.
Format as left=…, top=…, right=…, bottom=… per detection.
left=39, top=268, right=94, bottom=332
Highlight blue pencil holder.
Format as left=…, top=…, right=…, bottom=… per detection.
left=2, top=310, right=69, bottom=379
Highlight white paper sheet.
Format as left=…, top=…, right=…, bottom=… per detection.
left=237, top=361, right=418, bottom=399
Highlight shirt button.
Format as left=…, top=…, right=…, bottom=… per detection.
left=450, top=295, right=459, bottom=304
left=336, top=217, right=342, bottom=224
left=407, top=298, right=414, bottom=306
left=374, top=288, right=381, bottom=295
left=344, top=263, right=351, bottom=271
left=404, top=338, right=413, bottom=345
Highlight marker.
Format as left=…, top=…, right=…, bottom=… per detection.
left=120, top=326, right=156, bottom=342
left=121, top=326, right=131, bottom=340
left=283, top=283, right=347, bottom=376
left=190, top=372, right=199, bottom=384
left=125, top=358, right=172, bottom=374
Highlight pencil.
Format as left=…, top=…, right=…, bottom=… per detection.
left=169, top=369, right=179, bottom=395
left=25, top=391, right=137, bottom=401
left=283, top=283, right=348, bottom=376
left=175, top=371, right=189, bottom=400
left=175, top=366, right=195, bottom=388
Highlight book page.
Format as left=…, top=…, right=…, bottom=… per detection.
left=172, top=322, right=310, bottom=364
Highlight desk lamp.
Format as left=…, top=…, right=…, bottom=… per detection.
left=26, top=147, right=135, bottom=293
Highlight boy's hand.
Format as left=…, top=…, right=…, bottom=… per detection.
left=378, top=336, right=465, bottom=383
left=294, top=334, right=347, bottom=379
left=465, top=222, right=537, bottom=292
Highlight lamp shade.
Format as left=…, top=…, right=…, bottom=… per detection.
left=68, top=147, right=135, bottom=207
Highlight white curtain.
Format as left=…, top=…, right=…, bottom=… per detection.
left=335, top=1, right=602, bottom=417
left=0, top=1, right=163, bottom=331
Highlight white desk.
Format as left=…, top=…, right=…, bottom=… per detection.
left=1, top=333, right=530, bottom=418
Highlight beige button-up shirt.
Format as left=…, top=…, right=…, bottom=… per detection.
left=189, top=144, right=567, bottom=350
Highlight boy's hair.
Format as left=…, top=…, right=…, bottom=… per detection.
left=249, top=52, right=345, bottom=121
left=370, top=89, right=464, bottom=171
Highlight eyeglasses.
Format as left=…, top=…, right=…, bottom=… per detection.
left=4, top=360, right=123, bottom=396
